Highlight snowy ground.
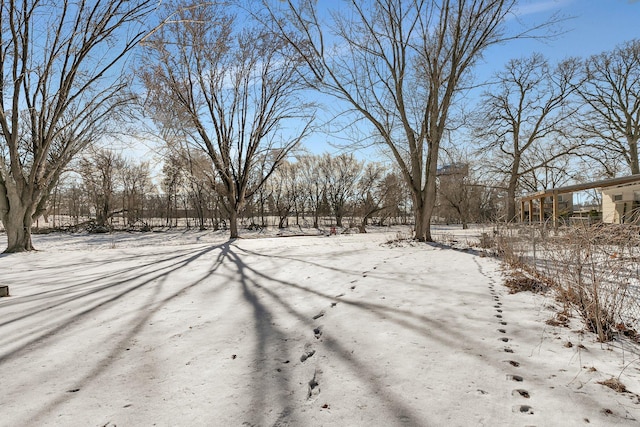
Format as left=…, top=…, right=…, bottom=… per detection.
left=1, top=227, right=639, bottom=426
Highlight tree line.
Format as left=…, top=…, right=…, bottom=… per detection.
left=44, top=150, right=500, bottom=232
left=1, top=0, right=638, bottom=252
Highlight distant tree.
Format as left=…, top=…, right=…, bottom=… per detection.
left=120, top=161, right=152, bottom=227
left=474, top=54, right=580, bottom=221
left=297, top=155, right=327, bottom=229
left=577, top=39, right=640, bottom=175
left=141, top=1, right=314, bottom=238
left=264, top=0, right=562, bottom=241
left=161, top=153, right=185, bottom=227
left=268, top=162, right=297, bottom=228
left=0, top=0, right=155, bottom=252
left=354, top=163, right=388, bottom=231
left=437, top=158, right=472, bottom=228
left=79, top=149, right=125, bottom=228
left=320, top=153, right=363, bottom=227
left=377, top=170, right=409, bottom=226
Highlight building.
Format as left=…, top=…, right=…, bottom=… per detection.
left=601, top=180, right=640, bottom=224
left=517, top=174, right=640, bottom=227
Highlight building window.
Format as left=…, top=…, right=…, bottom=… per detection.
left=613, top=194, right=623, bottom=202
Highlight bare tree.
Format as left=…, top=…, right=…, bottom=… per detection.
left=320, top=153, right=363, bottom=227
left=141, top=1, right=314, bottom=239
left=266, top=161, right=295, bottom=229
left=0, top=0, right=155, bottom=252
left=78, top=149, right=125, bottom=228
left=297, top=154, right=327, bottom=229
left=264, top=0, right=560, bottom=241
left=120, top=160, right=152, bottom=228
left=474, top=54, right=580, bottom=221
left=576, top=39, right=640, bottom=175
left=354, top=162, right=388, bottom=231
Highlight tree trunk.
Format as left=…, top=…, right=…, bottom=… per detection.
left=2, top=199, right=35, bottom=253
left=413, top=197, right=428, bottom=242
left=506, top=156, right=521, bottom=222
left=229, top=209, right=239, bottom=239
left=506, top=178, right=518, bottom=223
left=629, top=137, right=639, bottom=175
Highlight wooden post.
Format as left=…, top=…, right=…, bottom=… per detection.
left=528, top=200, right=534, bottom=224
left=539, top=197, right=545, bottom=224
left=520, top=200, right=525, bottom=223
left=552, top=192, right=559, bottom=230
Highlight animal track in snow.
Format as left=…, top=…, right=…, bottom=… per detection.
left=313, top=326, right=323, bottom=339
left=500, top=337, right=509, bottom=342
left=508, top=360, right=520, bottom=367
left=507, top=374, right=524, bottom=382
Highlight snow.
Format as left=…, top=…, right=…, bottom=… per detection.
left=1, top=227, right=639, bottom=426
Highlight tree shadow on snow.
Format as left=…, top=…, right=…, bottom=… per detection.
left=0, top=242, right=232, bottom=424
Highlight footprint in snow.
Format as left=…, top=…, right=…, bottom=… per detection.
left=513, top=405, right=534, bottom=414
left=307, top=369, right=321, bottom=399
left=300, top=347, right=316, bottom=363
left=512, top=389, right=530, bottom=398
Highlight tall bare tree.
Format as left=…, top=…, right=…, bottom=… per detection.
left=141, top=1, right=314, bottom=239
left=474, top=54, right=580, bottom=221
left=0, top=0, right=155, bottom=252
left=577, top=39, right=640, bottom=175
left=264, top=0, right=560, bottom=241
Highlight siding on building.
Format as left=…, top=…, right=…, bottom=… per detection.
left=601, top=183, right=640, bottom=224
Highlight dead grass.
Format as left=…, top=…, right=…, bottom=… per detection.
left=504, top=271, right=549, bottom=294
left=494, top=223, right=640, bottom=343
left=598, top=377, right=628, bottom=393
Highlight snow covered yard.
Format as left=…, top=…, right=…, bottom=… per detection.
left=1, top=228, right=639, bottom=426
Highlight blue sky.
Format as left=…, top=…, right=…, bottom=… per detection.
left=303, top=0, right=640, bottom=158
left=492, top=0, right=639, bottom=63
left=135, top=0, right=640, bottom=171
